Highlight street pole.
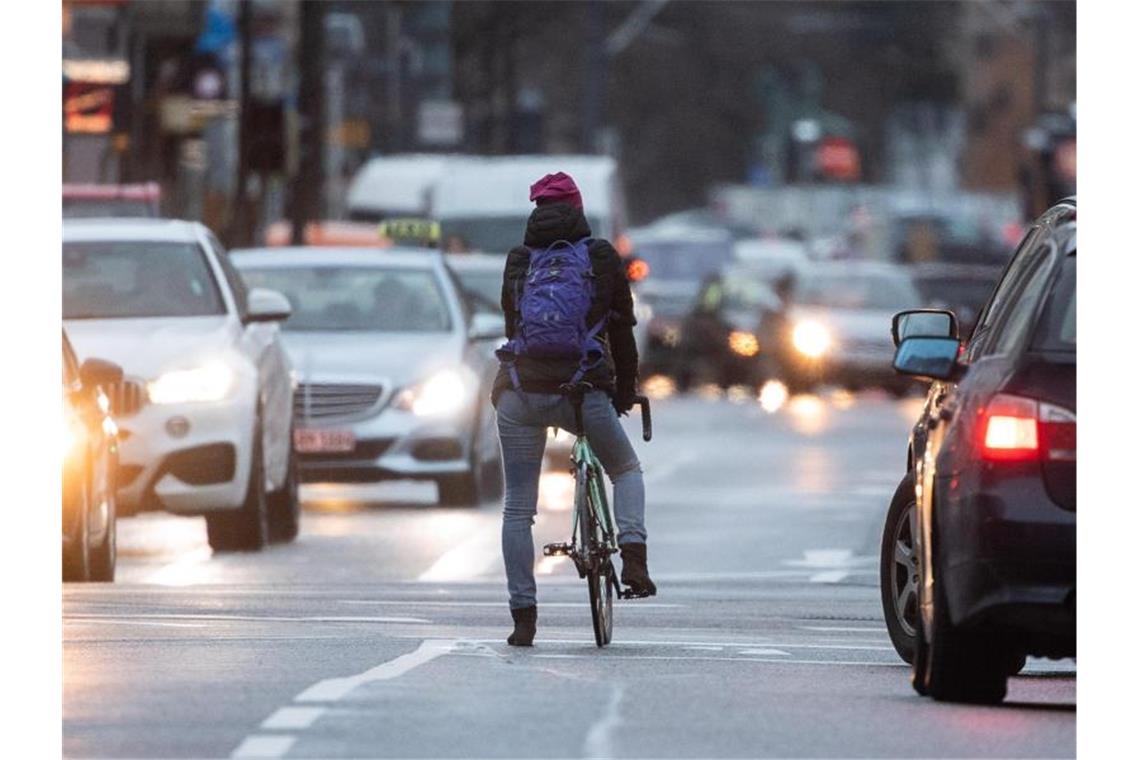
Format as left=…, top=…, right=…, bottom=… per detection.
left=289, top=0, right=326, bottom=245
left=230, top=0, right=253, bottom=247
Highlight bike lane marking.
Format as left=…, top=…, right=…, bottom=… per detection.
left=230, top=639, right=459, bottom=758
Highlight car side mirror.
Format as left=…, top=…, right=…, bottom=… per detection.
left=893, top=336, right=964, bottom=381
left=79, top=357, right=123, bottom=389
left=246, top=288, right=292, bottom=323
left=891, top=309, right=959, bottom=347
left=468, top=311, right=504, bottom=342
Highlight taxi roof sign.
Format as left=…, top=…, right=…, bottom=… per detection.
left=378, top=218, right=441, bottom=248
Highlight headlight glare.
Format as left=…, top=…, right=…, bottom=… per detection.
left=792, top=321, right=831, bottom=359
left=728, top=331, right=760, bottom=357
left=147, top=363, right=234, bottom=404
left=396, top=369, right=471, bottom=417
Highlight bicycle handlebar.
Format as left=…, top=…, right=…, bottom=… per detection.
left=634, top=395, right=652, bottom=442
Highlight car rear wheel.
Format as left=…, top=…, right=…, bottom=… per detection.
left=267, top=436, right=300, bottom=543
left=206, top=417, right=268, bottom=552
left=880, top=473, right=918, bottom=663
left=913, top=555, right=1010, bottom=704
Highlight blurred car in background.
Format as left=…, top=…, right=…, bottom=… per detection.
left=63, top=219, right=298, bottom=552
left=233, top=247, right=504, bottom=507
left=433, top=155, right=626, bottom=254
left=627, top=228, right=735, bottom=287
left=777, top=261, right=923, bottom=393
left=674, top=265, right=779, bottom=390
left=636, top=207, right=759, bottom=241
left=732, top=236, right=810, bottom=286
left=634, top=280, right=697, bottom=380
left=908, top=262, right=1004, bottom=338
left=446, top=253, right=505, bottom=318
left=63, top=330, right=132, bottom=582
left=63, top=183, right=161, bottom=219
left=881, top=198, right=1075, bottom=704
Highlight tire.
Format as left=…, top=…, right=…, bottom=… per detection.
left=88, top=452, right=117, bottom=582
left=880, top=473, right=918, bottom=664
left=579, top=463, right=613, bottom=648
left=62, top=475, right=90, bottom=582
left=913, top=549, right=1010, bottom=704
left=267, top=438, right=300, bottom=544
left=206, top=417, right=268, bottom=552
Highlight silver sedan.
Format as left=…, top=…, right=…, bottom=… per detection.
left=232, top=247, right=504, bottom=506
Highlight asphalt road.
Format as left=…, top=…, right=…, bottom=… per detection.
left=63, top=387, right=1076, bottom=759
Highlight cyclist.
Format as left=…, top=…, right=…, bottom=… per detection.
left=494, top=171, right=656, bottom=647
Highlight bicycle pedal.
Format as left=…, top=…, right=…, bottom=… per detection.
left=543, top=542, right=572, bottom=557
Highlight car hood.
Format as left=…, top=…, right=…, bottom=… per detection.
left=789, top=306, right=896, bottom=345
left=281, top=331, right=466, bottom=390
left=63, top=316, right=237, bottom=379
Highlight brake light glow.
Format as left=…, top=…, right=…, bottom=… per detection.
left=980, top=394, right=1075, bottom=462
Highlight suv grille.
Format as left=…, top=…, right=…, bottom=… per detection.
left=295, top=383, right=384, bottom=421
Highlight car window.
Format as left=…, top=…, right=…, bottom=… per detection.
left=988, top=245, right=1056, bottom=356
left=238, top=265, right=453, bottom=333
left=450, top=266, right=503, bottom=314
left=63, top=241, right=225, bottom=319
left=964, top=226, right=1043, bottom=360
left=208, top=233, right=249, bottom=317
left=1033, top=254, right=1076, bottom=351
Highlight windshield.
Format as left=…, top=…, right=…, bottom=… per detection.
left=63, top=241, right=225, bottom=319
left=239, top=266, right=452, bottom=332
left=722, top=275, right=775, bottom=311
left=450, top=267, right=502, bottom=314
left=634, top=240, right=733, bottom=282
left=796, top=270, right=922, bottom=311
left=440, top=214, right=610, bottom=255
left=1034, top=255, right=1076, bottom=351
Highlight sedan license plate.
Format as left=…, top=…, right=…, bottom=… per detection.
left=294, top=429, right=355, bottom=453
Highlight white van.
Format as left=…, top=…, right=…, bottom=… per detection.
left=432, top=155, right=627, bottom=254
left=346, top=154, right=473, bottom=222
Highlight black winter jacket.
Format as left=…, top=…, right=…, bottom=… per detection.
left=492, top=202, right=639, bottom=405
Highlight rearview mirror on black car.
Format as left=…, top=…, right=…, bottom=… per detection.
left=891, top=309, right=959, bottom=347
left=892, top=336, right=962, bottom=381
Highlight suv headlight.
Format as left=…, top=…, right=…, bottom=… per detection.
left=394, top=368, right=474, bottom=417
left=147, top=362, right=234, bottom=404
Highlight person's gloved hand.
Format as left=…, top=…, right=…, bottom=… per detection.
left=612, top=385, right=637, bottom=416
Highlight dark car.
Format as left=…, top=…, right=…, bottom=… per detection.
left=878, top=198, right=1075, bottom=704
left=63, top=331, right=130, bottom=582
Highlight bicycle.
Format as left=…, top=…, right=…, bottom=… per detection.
left=543, top=382, right=652, bottom=647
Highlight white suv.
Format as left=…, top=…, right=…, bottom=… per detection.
left=63, top=219, right=297, bottom=551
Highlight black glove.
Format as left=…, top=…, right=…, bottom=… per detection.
left=612, top=385, right=637, bottom=416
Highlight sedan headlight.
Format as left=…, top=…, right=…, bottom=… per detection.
left=792, top=320, right=831, bottom=359
left=147, top=362, right=234, bottom=404
left=394, top=368, right=474, bottom=417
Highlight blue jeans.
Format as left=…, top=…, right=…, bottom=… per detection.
left=496, top=389, right=646, bottom=610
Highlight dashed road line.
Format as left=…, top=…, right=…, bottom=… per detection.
left=231, top=735, right=296, bottom=759
left=295, top=638, right=457, bottom=702
left=260, top=707, right=326, bottom=730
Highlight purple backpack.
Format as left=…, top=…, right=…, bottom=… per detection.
left=498, top=238, right=607, bottom=387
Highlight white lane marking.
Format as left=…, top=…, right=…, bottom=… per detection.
left=144, top=546, right=215, bottom=586
left=739, top=648, right=790, bottom=656
left=336, top=599, right=685, bottom=609
left=810, top=570, right=850, bottom=583
left=68, top=613, right=429, bottom=624
left=456, top=638, right=893, bottom=651
left=418, top=524, right=501, bottom=582
left=231, top=735, right=296, bottom=758
left=63, top=618, right=207, bottom=628
left=295, top=638, right=457, bottom=703
left=531, top=654, right=905, bottom=668
left=260, top=707, right=326, bottom=730
left=583, top=685, right=624, bottom=759
left=684, top=645, right=723, bottom=652
left=802, top=626, right=884, bottom=633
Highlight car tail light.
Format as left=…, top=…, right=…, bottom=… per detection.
left=980, top=393, right=1075, bottom=462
